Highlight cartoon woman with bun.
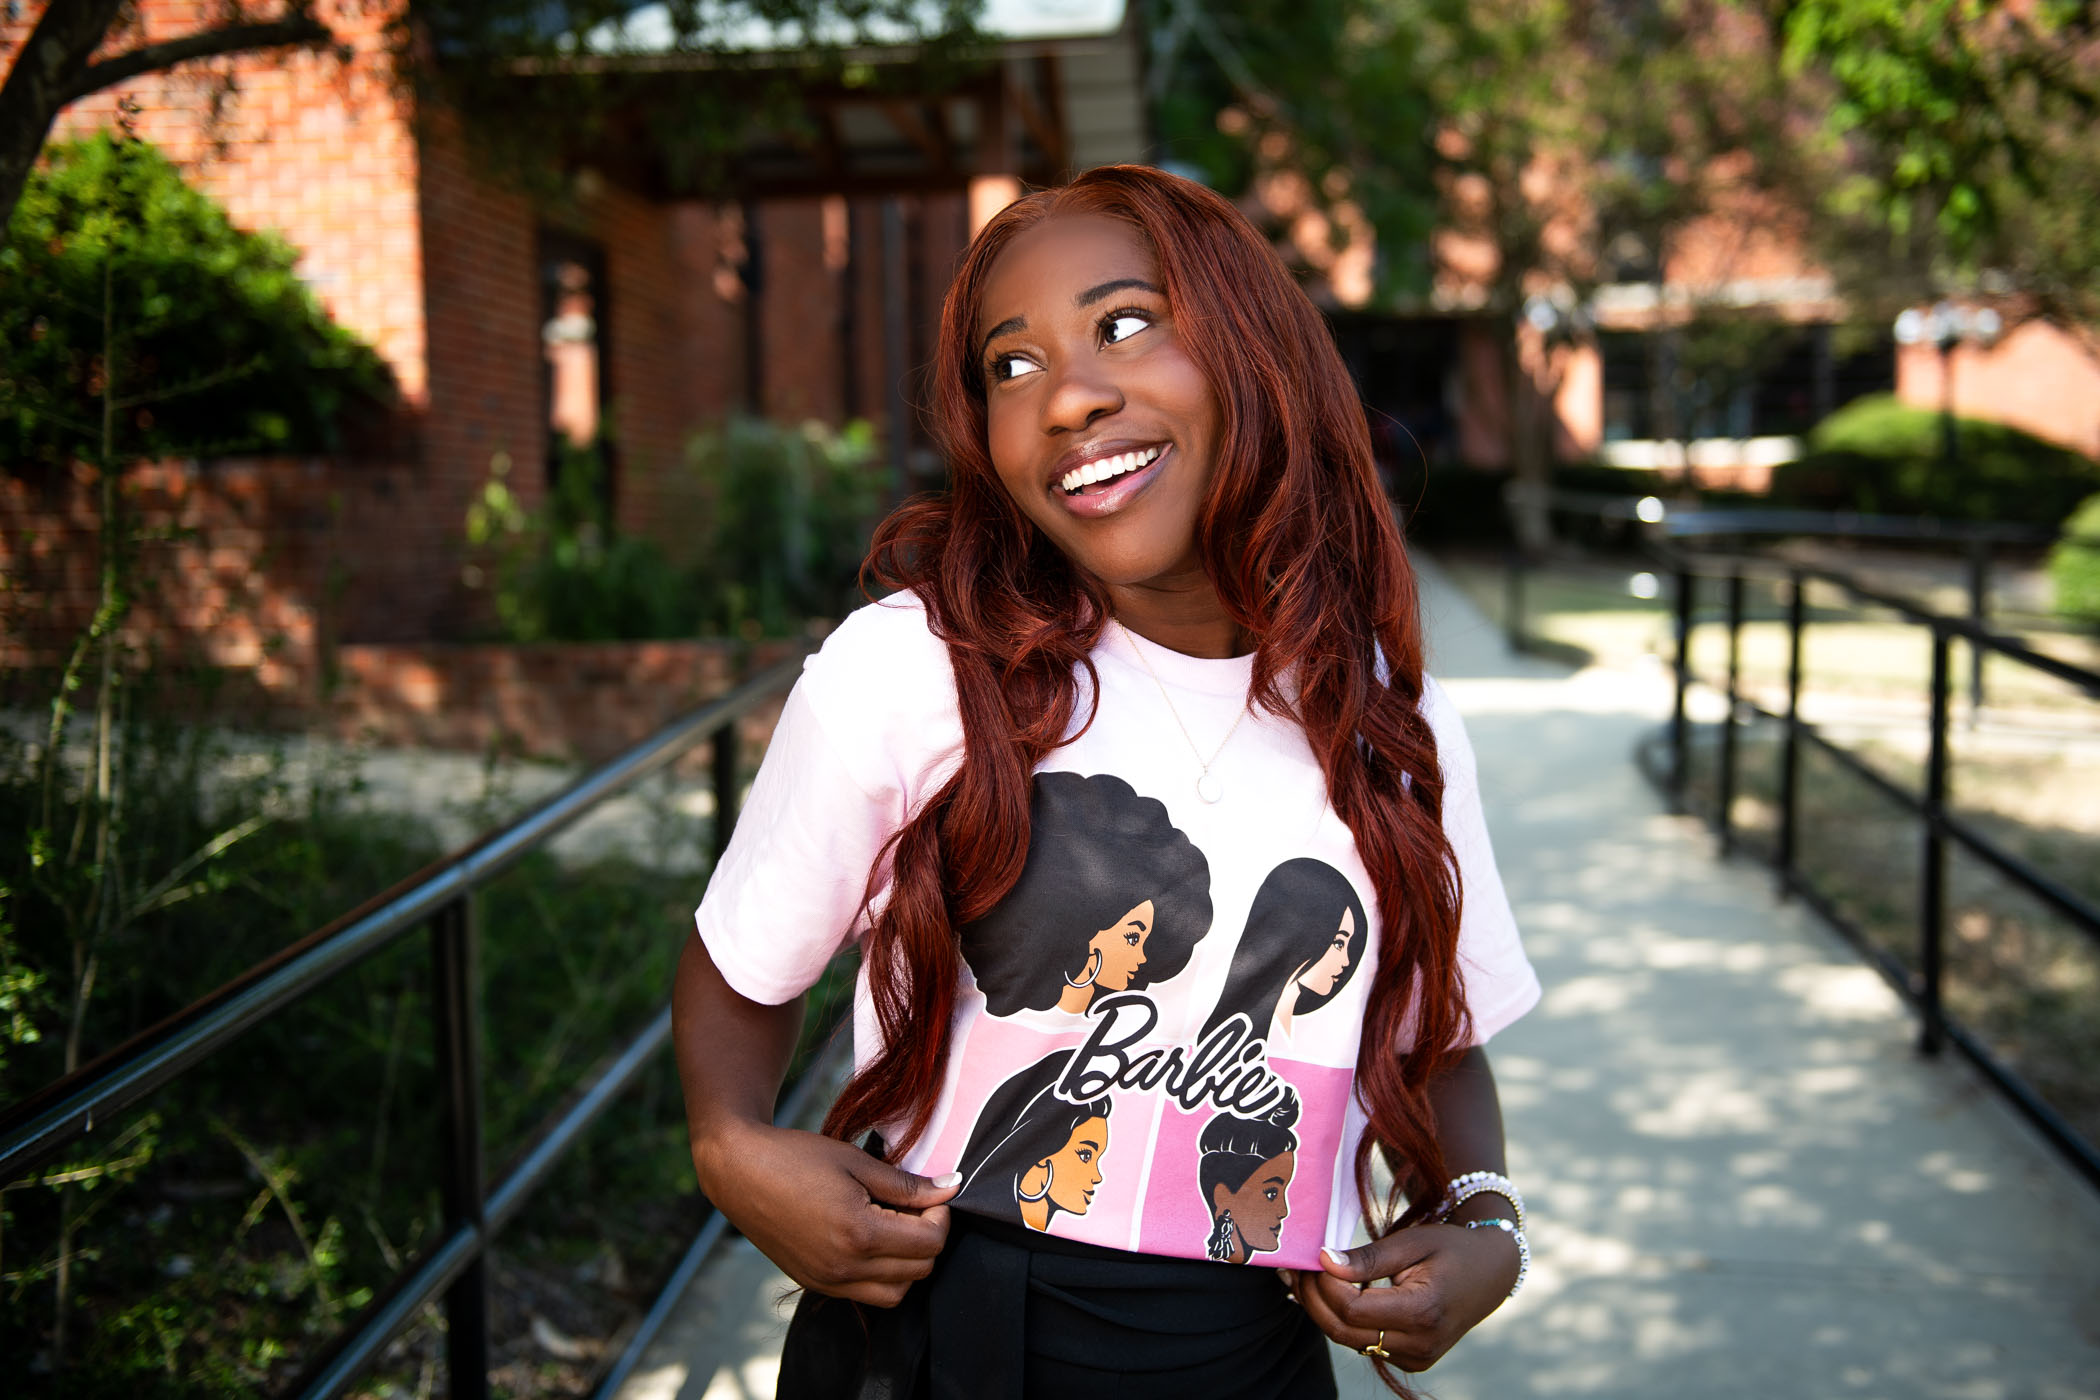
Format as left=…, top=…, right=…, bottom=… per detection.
left=960, top=771, right=1212, bottom=1017
left=1199, top=1091, right=1301, bottom=1264
left=1200, top=858, right=1369, bottom=1043
left=954, top=1053, right=1114, bottom=1233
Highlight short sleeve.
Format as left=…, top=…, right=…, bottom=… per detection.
left=1421, top=675, right=1540, bottom=1044
left=693, top=594, right=963, bottom=1005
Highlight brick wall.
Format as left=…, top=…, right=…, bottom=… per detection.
left=1, top=457, right=422, bottom=707
left=1898, top=322, right=2100, bottom=460
left=598, top=187, right=714, bottom=559
left=757, top=198, right=847, bottom=424
left=328, top=637, right=806, bottom=760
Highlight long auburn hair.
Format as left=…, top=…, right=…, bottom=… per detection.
left=820, top=163, right=1472, bottom=1306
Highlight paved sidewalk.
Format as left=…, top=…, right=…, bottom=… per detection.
left=618, top=558, right=2100, bottom=1400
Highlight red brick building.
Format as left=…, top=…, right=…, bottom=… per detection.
left=2, top=1, right=1146, bottom=695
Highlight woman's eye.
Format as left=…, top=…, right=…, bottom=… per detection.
left=1333, top=935, right=1348, bottom=951
left=1102, top=312, right=1149, bottom=344
left=1076, top=1149, right=1093, bottom=1163
left=1124, top=932, right=1140, bottom=946
left=1264, top=1188, right=1279, bottom=1201
left=988, top=353, right=1041, bottom=382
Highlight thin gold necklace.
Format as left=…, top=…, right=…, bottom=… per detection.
left=1116, top=620, right=1250, bottom=804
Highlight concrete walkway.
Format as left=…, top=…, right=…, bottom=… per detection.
left=617, top=558, right=2100, bottom=1400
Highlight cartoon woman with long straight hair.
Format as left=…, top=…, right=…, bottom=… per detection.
left=954, top=1052, right=1114, bottom=1233
left=1199, top=1091, right=1301, bottom=1265
left=1200, top=858, right=1370, bottom=1043
left=960, top=771, right=1212, bottom=1017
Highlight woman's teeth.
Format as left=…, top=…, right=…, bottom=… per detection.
left=1060, top=445, right=1164, bottom=495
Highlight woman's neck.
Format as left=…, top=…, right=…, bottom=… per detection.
left=1106, top=572, right=1248, bottom=660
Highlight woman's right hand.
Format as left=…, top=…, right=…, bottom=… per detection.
left=694, top=1117, right=960, bottom=1307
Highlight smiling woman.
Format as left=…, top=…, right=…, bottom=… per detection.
left=974, top=214, right=1223, bottom=614
left=674, top=165, right=1539, bottom=1400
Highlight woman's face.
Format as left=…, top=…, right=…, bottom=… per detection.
left=1085, top=898, right=1154, bottom=990
left=1215, top=1150, right=1295, bottom=1253
left=1297, top=906, right=1355, bottom=998
left=975, top=214, right=1222, bottom=592
left=1042, top=1114, right=1109, bottom=1216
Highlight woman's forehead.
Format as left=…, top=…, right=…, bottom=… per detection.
left=977, top=214, right=1160, bottom=329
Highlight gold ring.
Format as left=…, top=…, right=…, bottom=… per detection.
left=1361, top=1330, right=1392, bottom=1360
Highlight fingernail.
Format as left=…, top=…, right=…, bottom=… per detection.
left=933, top=1171, right=962, bottom=1189
left=1320, top=1246, right=1346, bottom=1269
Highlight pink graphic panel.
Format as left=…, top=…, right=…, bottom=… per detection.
left=1136, top=1059, right=1354, bottom=1269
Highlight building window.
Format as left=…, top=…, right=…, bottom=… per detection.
left=540, top=231, right=615, bottom=510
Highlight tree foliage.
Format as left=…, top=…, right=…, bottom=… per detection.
left=1773, top=0, right=2100, bottom=329
left=0, top=132, right=391, bottom=472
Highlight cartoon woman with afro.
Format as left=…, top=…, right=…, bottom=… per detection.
left=961, top=771, right=1213, bottom=1017
left=1199, top=858, right=1368, bottom=1044
left=1198, top=1091, right=1301, bottom=1265
left=955, top=1052, right=1114, bottom=1234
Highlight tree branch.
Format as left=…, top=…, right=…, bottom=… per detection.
left=59, top=15, right=335, bottom=107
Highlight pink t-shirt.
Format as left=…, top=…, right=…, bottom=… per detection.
left=695, top=592, right=1539, bottom=1270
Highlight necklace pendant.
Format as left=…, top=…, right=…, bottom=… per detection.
left=1196, top=771, right=1223, bottom=804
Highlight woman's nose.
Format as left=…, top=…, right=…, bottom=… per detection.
left=1040, top=358, right=1122, bottom=433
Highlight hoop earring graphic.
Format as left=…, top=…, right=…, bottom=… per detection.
left=1063, top=948, right=1102, bottom=990
left=1016, top=1161, right=1054, bottom=1203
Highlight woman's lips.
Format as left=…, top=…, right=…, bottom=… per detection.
left=1054, top=444, right=1171, bottom=519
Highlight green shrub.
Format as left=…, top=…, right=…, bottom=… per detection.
left=1767, top=394, right=2100, bottom=525
left=464, top=418, right=884, bottom=641
left=465, top=443, right=703, bottom=642
left=2049, top=492, right=2100, bottom=622
left=0, top=134, right=391, bottom=471
left=686, top=416, right=885, bottom=633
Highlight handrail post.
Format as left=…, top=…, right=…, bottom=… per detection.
left=1718, top=571, right=1745, bottom=853
left=1670, top=564, right=1694, bottom=811
left=711, top=719, right=741, bottom=869
left=1920, top=625, right=1951, bottom=1057
left=432, top=894, right=490, bottom=1400
left=1777, top=571, right=1805, bottom=896
left=1966, top=539, right=1989, bottom=723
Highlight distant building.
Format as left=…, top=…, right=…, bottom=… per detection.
left=5, top=0, right=1146, bottom=666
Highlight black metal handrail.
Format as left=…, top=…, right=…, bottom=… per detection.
left=1497, top=491, right=2100, bottom=1193
left=0, top=651, right=814, bottom=1400
left=1501, top=482, right=2099, bottom=712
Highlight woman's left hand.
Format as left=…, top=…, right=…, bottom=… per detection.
left=1282, top=1221, right=1520, bottom=1372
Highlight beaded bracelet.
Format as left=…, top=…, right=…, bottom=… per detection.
left=1463, top=1217, right=1530, bottom=1300
left=1439, top=1169, right=1526, bottom=1230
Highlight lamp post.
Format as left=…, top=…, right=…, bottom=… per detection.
left=1893, top=301, right=2005, bottom=478
left=1892, top=301, right=2006, bottom=719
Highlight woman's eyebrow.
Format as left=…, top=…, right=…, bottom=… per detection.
left=979, top=315, right=1026, bottom=359
left=1076, top=277, right=1162, bottom=308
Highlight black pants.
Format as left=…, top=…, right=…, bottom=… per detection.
left=777, top=1213, right=1338, bottom=1400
